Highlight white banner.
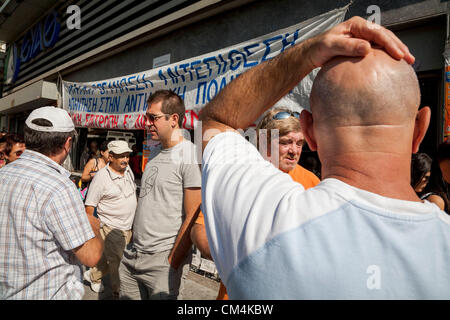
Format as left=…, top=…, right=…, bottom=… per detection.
left=62, top=6, right=348, bottom=130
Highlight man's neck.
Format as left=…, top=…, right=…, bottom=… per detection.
left=321, top=152, right=419, bottom=202
left=316, top=125, right=420, bottom=201
left=109, top=164, right=125, bottom=176
left=161, top=129, right=185, bottom=149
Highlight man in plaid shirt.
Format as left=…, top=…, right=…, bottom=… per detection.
left=0, top=107, right=103, bottom=299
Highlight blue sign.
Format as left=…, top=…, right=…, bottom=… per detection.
left=7, top=11, right=60, bottom=84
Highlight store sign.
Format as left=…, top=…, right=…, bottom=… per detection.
left=62, top=7, right=348, bottom=130
left=4, top=44, right=20, bottom=85
left=4, top=11, right=61, bottom=85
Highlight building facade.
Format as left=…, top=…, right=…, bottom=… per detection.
left=0, top=0, right=449, bottom=170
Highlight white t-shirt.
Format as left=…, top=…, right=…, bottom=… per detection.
left=132, top=139, right=201, bottom=253
left=85, top=164, right=137, bottom=231
left=202, top=131, right=450, bottom=299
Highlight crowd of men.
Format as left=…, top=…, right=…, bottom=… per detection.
left=1, top=16, right=450, bottom=300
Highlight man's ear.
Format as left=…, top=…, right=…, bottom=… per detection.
left=171, top=114, right=180, bottom=128
left=300, top=110, right=317, bottom=151
left=64, top=136, right=73, bottom=153
left=412, top=107, right=431, bottom=153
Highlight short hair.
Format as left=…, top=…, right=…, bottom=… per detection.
left=99, top=140, right=109, bottom=152
left=411, top=152, right=432, bottom=189
left=24, top=119, right=76, bottom=157
left=256, top=108, right=301, bottom=147
left=0, top=134, right=7, bottom=144
left=4, top=133, right=25, bottom=156
left=147, top=90, right=185, bottom=128
left=436, top=141, right=450, bottom=162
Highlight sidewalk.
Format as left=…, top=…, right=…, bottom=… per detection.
left=82, top=267, right=220, bottom=300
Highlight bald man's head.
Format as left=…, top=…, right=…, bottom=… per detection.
left=310, top=48, right=420, bottom=128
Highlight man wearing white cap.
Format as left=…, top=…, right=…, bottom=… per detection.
left=0, top=106, right=103, bottom=300
left=83, top=140, right=137, bottom=298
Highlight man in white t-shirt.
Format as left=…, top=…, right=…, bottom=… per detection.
left=84, top=140, right=137, bottom=297
left=119, top=90, right=201, bottom=300
left=199, top=17, right=450, bottom=299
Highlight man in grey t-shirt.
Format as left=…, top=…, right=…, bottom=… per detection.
left=119, top=90, right=201, bottom=300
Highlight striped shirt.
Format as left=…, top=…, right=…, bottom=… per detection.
left=0, top=150, right=95, bottom=299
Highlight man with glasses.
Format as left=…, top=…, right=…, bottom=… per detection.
left=3, top=133, right=26, bottom=164
left=83, top=140, right=137, bottom=298
left=119, top=90, right=201, bottom=300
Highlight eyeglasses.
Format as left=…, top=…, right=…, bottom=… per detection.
left=145, top=113, right=170, bottom=122
left=272, top=111, right=300, bottom=120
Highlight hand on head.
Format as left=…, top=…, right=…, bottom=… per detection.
left=306, top=16, right=414, bottom=69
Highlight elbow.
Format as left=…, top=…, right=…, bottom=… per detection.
left=84, top=251, right=102, bottom=268
left=82, top=239, right=104, bottom=267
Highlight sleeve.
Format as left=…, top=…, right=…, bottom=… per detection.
left=181, top=143, right=202, bottom=189
left=84, top=171, right=103, bottom=207
left=201, top=131, right=305, bottom=282
left=44, top=181, right=95, bottom=251
left=195, top=211, right=205, bottom=225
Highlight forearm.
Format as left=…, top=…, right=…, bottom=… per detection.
left=85, top=206, right=100, bottom=236
left=73, top=206, right=104, bottom=267
left=81, top=164, right=94, bottom=182
left=169, top=207, right=200, bottom=269
left=200, top=38, right=315, bottom=130
left=191, top=223, right=212, bottom=260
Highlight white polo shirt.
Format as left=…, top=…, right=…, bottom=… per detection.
left=85, top=164, right=137, bottom=231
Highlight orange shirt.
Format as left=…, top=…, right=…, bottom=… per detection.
left=288, top=164, right=320, bottom=189
left=196, top=164, right=320, bottom=300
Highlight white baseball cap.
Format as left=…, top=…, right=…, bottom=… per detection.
left=108, top=140, right=132, bottom=154
left=25, top=106, right=75, bottom=132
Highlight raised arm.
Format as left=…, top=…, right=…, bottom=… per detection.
left=199, top=16, right=414, bottom=146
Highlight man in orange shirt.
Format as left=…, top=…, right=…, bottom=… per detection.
left=191, top=107, right=319, bottom=299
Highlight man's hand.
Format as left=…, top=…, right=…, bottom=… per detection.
left=200, top=16, right=415, bottom=138
left=305, top=16, right=414, bottom=69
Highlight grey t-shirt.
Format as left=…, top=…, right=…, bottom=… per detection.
left=133, top=139, right=201, bottom=253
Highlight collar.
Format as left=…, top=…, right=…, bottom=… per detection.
left=19, top=150, right=71, bottom=178
left=319, top=178, right=441, bottom=217
left=105, top=163, right=131, bottom=180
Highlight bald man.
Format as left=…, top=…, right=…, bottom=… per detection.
left=199, top=17, right=450, bottom=299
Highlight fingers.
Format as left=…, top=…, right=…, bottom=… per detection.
left=345, top=17, right=415, bottom=64
left=309, top=34, right=371, bottom=68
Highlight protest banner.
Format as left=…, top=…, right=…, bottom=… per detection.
left=62, top=7, right=348, bottom=131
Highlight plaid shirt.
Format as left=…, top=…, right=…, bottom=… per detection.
left=0, top=150, right=95, bottom=299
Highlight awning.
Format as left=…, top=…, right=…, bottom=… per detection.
left=0, top=80, right=58, bottom=114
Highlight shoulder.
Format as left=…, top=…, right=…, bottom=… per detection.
left=289, top=165, right=320, bottom=188
left=90, top=166, right=109, bottom=183
left=84, top=158, right=95, bottom=168
left=426, top=194, right=445, bottom=211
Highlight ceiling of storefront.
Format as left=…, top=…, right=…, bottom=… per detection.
left=0, top=0, right=60, bottom=43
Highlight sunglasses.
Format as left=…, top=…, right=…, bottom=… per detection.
left=145, top=113, right=170, bottom=122
left=272, top=111, right=300, bottom=120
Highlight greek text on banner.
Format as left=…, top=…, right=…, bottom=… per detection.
left=62, top=7, right=348, bottom=130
